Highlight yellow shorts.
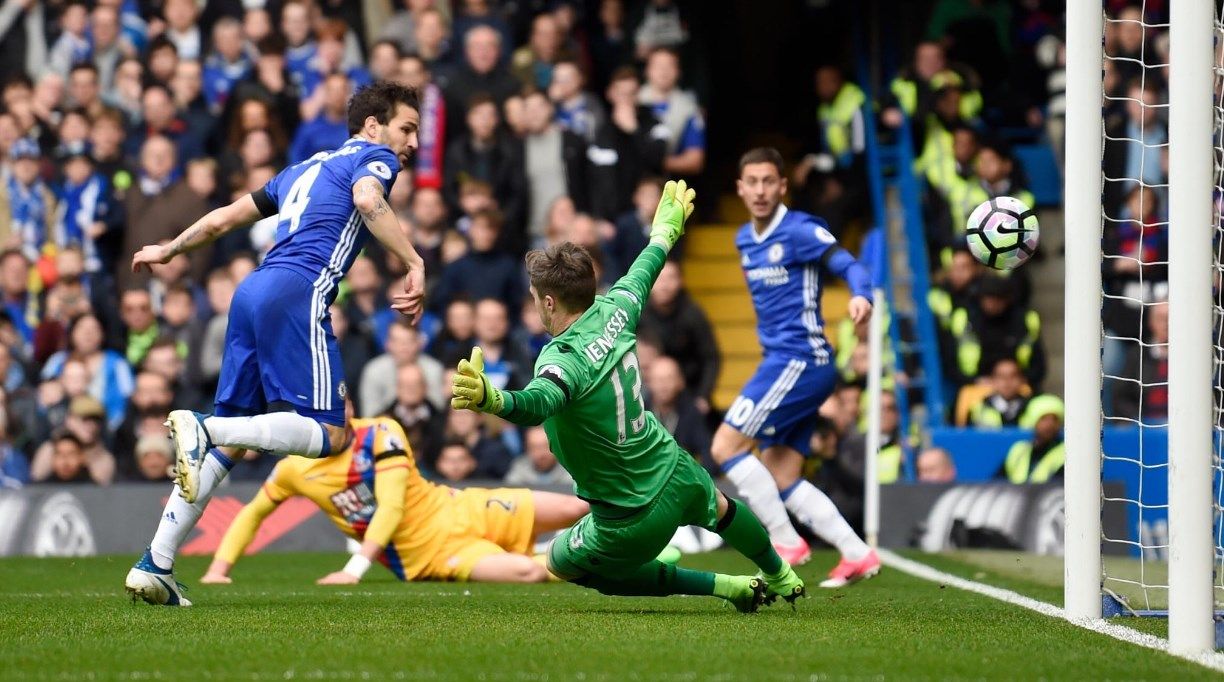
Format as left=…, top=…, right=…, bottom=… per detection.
left=419, top=487, right=536, bottom=581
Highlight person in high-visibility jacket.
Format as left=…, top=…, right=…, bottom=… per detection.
left=846, top=389, right=903, bottom=484
left=1000, top=394, right=1064, bottom=484
left=937, top=141, right=1038, bottom=275
left=912, top=84, right=967, bottom=198
left=928, top=244, right=982, bottom=332
left=967, top=358, right=1029, bottom=428
left=947, top=274, right=1045, bottom=389
left=881, top=41, right=983, bottom=133
left=791, top=66, right=868, bottom=233
left=835, top=297, right=894, bottom=388
left=922, top=124, right=979, bottom=252
left=949, top=142, right=1037, bottom=244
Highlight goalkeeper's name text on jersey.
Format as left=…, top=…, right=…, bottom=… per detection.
left=582, top=307, right=631, bottom=363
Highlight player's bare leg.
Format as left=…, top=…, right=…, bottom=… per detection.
left=760, top=445, right=879, bottom=587
left=710, top=423, right=810, bottom=564
left=126, top=445, right=247, bottom=605
left=529, top=491, right=589, bottom=536
left=469, top=552, right=552, bottom=583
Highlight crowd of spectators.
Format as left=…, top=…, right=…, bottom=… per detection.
left=0, top=1, right=1161, bottom=497
left=0, top=0, right=724, bottom=489
left=797, top=1, right=1166, bottom=493
left=777, top=0, right=1122, bottom=496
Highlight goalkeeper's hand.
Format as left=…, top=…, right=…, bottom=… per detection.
left=451, top=346, right=504, bottom=414
left=649, top=179, right=697, bottom=250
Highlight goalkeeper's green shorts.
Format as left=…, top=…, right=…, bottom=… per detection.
left=548, top=454, right=720, bottom=580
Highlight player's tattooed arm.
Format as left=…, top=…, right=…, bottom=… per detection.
left=354, top=177, right=392, bottom=222
left=353, top=176, right=427, bottom=323
left=132, top=194, right=264, bottom=271
left=163, top=223, right=207, bottom=258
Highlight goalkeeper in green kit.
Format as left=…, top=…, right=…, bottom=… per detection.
left=451, top=180, right=805, bottom=612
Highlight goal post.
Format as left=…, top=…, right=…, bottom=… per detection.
left=1166, top=0, right=1215, bottom=654
left=1063, top=0, right=1218, bottom=654
left=1063, top=0, right=1104, bottom=624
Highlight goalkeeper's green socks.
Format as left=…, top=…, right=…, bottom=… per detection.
left=717, top=499, right=786, bottom=579
left=579, top=560, right=716, bottom=597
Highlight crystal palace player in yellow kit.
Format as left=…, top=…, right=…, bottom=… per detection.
left=201, top=413, right=589, bottom=584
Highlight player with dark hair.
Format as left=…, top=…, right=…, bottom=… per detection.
left=125, top=81, right=428, bottom=606
left=708, top=147, right=881, bottom=588
left=450, top=181, right=805, bottom=612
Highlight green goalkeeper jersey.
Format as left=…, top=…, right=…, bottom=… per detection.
left=493, top=244, right=681, bottom=511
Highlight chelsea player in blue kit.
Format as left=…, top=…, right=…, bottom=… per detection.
left=125, top=82, right=428, bottom=605
left=711, top=148, right=880, bottom=588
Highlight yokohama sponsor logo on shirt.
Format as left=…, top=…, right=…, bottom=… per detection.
left=746, top=266, right=788, bottom=286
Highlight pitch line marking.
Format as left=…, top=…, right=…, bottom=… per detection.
left=878, top=549, right=1224, bottom=674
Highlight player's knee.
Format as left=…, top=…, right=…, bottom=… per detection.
left=761, top=448, right=803, bottom=488
left=770, top=469, right=799, bottom=490
left=710, top=424, right=751, bottom=463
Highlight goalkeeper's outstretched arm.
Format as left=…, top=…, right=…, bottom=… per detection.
left=608, top=179, right=697, bottom=323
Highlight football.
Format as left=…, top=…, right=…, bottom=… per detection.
left=964, top=196, right=1040, bottom=270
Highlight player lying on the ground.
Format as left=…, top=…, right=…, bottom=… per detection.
left=451, top=180, right=805, bottom=613
left=709, top=147, right=880, bottom=588
left=198, top=410, right=589, bottom=586
left=125, top=82, right=428, bottom=606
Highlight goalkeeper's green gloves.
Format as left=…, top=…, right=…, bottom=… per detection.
left=451, top=346, right=504, bottom=414
left=648, top=179, right=697, bottom=251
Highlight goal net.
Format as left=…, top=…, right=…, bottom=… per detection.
left=1065, top=0, right=1220, bottom=653
left=1098, top=1, right=1171, bottom=608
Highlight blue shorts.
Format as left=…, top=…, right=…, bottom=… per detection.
left=722, top=354, right=836, bottom=455
left=214, top=267, right=346, bottom=426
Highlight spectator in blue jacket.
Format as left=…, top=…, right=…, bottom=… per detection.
left=431, top=209, right=523, bottom=315
left=0, top=391, right=29, bottom=487
left=288, top=73, right=350, bottom=163
left=202, top=17, right=253, bottom=112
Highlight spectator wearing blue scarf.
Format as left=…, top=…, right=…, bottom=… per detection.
left=55, top=142, right=118, bottom=276
left=202, top=17, right=253, bottom=113
left=0, top=251, right=38, bottom=356
left=0, top=139, right=58, bottom=267
left=47, top=2, right=93, bottom=77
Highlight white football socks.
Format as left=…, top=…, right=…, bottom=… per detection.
left=782, top=479, right=870, bottom=561
left=150, top=449, right=236, bottom=570
left=204, top=412, right=328, bottom=457
left=722, top=454, right=804, bottom=547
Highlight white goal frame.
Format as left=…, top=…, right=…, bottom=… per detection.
left=1064, top=0, right=1216, bottom=654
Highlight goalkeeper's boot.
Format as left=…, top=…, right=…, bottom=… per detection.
left=125, top=548, right=192, bottom=607
left=773, top=538, right=812, bottom=567
left=166, top=410, right=212, bottom=504
left=762, top=564, right=807, bottom=608
left=719, top=576, right=768, bottom=614
left=819, top=548, right=881, bottom=588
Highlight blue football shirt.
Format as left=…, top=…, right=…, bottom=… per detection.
left=258, top=137, right=400, bottom=303
left=735, top=205, right=839, bottom=362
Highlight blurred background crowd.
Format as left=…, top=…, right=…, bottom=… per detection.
left=0, top=0, right=1159, bottom=538
left=0, top=0, right=721, bottom=489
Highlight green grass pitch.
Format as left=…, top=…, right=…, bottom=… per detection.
left=0, top=550, right=1209, bottom=680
